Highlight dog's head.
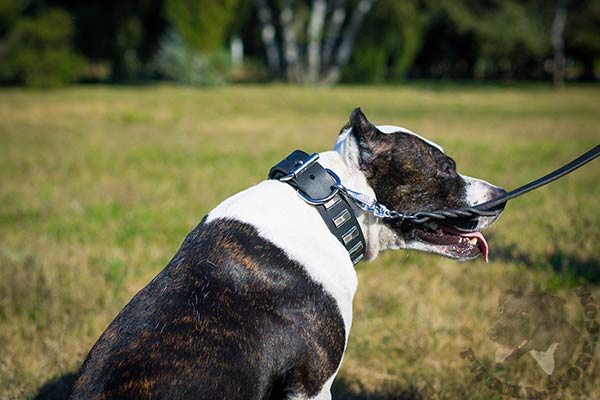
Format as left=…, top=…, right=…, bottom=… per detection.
left=488, top=290, right=567, bottom=363
left=335, top=108, right=505, bottom=261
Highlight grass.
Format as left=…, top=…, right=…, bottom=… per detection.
left=0, top=84, right=599, bottom=399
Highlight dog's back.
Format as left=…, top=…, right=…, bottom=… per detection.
left=69, top=218, right=345, bottom=399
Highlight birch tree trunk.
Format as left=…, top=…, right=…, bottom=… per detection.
left=321, top=0, right=347, bottom=69
left=280, top=0, right=302, bottom=82
left=255, top=0, right=375, bottom=84
left=322, top=0, right=376, bottom=84
left=306, top=0, right=327, bottom=83
left=254, top=0, right=282, bottom=79
left=551, top=0, right=567, bottom=88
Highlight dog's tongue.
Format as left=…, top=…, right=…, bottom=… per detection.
left=442, top=226, right=490, bottom=262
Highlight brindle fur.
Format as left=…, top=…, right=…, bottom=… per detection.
left=69, top=218, right=345, bottom=400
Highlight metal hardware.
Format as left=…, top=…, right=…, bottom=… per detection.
left=279, top=153, right=320, bottom=182
left=294, top=168, right=342, bottom=206
left=349, top=242, right=364, bottom=265
left=332, top=209, right=351, bottom=228
left=334, top=184, right=411, bottom=220
left=342, top=226, right=359, bottom=245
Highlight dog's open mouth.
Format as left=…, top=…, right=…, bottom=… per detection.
left=414, top=222, right=489, bottom=262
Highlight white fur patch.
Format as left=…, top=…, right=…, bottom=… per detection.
left=206, top=179, right=357, bottom=340
left=462, top=174, right=501, bottom=206
left=333, top=127, right=360, bottom=167
left=288, top=373, right=336, bottom=399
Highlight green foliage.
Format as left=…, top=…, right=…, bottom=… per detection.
left=157, top=0, right=238, bottom=85
left=165, top=0, right=238, bottom=52
left=0, top=8, right=84, bottom=87
left=441, top=1, right=549, bottom=78
left=154, top=30, right=231, bottom=86
left=114, top=16, right=144, bottom=81
left=567, top=0, right=600, bottom=54
left=343, top=0, right=427, bottom=82
left=1, top=0, right=598, bottom=84
left=564, top=0, right=600, bottom=79
left=0, top=0, right=18, bottom=37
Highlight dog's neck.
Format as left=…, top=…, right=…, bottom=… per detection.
left=316, top=128, right=404, bottom=262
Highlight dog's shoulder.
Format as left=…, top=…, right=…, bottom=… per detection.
left=207, top=181, right=359, bottom=322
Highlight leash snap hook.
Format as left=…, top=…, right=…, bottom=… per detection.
left=335, top=183, right=406, bottom=220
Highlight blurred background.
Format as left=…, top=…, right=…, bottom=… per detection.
left=0, top=0, right=599, bottom=87
left=1, top=1, right=599, bottom=400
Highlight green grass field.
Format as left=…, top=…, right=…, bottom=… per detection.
left=1, top=84, right=599, bottom=399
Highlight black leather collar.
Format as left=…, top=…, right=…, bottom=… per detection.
left=269, top=150, right=366, bottom=265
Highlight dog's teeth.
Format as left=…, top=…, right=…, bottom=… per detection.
left=468, top=238, right=478, bottom=245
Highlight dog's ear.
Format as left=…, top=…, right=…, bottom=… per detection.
left=346, top=108, right=388, bottom=164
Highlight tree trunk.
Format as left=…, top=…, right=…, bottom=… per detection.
left=280, top=0, right=302, bottom=82
left=551, top=0, right=567, bottom=88
left=254, top=0, right=282, bottom=79
left=322, top=0, right=376, bottom=84
left=321, top=0, right=347, bottom=69
left=256, top=0, right=376, bottom=84
left=306, top=0, right=327, bottom=83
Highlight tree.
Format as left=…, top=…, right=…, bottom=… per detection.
left=564, top=0, right=600, bottom=81
left=343, top=0, right=427, bottom=83
left=0, top=8, right=85, bottom=87
left=165, top=0, right=239, bottom=52
left=410, top=1, right=551, bottom=80
left=253, top=0, right=376, bottom=83
left=153, top=0, right=240, bottom=85
left=551, top=0, right=567, bottom=87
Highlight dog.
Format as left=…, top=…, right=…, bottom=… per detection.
left=488, top=290, right=580, bottom=375
left=69, top=108, right=506, bottom=399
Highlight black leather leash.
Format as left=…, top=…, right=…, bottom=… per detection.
left=269, top=150, right=366, bottom=265
left=408, top=144, right=600, bottom=224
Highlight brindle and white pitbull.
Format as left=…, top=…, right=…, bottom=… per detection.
left=69, top=109, right=506, bottom=399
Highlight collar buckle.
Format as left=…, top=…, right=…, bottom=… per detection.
left=269, top=150, right=367, bottom=265
left=279, top=153, right=320, bottom=182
